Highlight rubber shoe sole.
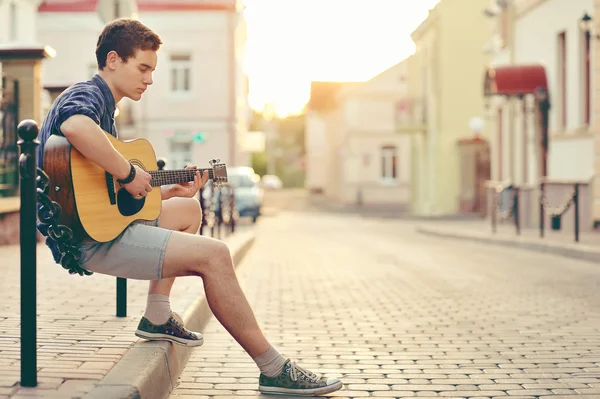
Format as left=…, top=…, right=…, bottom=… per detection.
left=259, top=380, right=343, bottom=396
left=135, top=330, right=204, bottom=347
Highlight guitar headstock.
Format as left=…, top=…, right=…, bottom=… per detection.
left=209, top=159, right=228, bottom=186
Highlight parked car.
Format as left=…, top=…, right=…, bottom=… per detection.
left=227, top=167, right=264, bottom=222
left=260, top=174, right=283, bottom=190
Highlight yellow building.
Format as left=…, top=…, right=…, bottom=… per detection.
left=400, top=0, right=494, bottom=216
left=592, top=1, right=600, bottom=224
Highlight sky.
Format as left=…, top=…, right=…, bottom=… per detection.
left=242, top=0, right=441, bottom=116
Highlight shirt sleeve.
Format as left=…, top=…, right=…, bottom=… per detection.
left=54, top=85, right=105, bottom=134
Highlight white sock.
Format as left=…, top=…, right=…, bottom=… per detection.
left=253, top=346, right=287, bottom=377
left=143, top=294, right=172, bottom=325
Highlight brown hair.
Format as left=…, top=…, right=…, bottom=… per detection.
left=96, top=18, right=162, bottom=69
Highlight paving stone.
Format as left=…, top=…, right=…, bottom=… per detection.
left=171, top=213, right=600, bottom=398
left=0, top=227, right=252, bottom=398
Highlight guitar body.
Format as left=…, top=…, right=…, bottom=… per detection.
left=44, top=133, right=162, bottom=243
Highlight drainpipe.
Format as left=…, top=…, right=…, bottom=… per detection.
left=228, top=9, right=237, bottom=166
left=508, top=0, right=516, bottom=184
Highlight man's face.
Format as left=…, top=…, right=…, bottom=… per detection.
left=113, top=48, right=157, bottom=101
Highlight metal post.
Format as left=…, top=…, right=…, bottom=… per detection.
left=491, top=187, right=497, bottom=234
left=574, top=183, right=579, bottom=242
left=230, top=188, right=236, bottom=234
left=116, top=278, right=127, bottom=317
left=539, top=182, right=545, bottom=238
left=199, top=186, right=205, bottom=236
left=17, top=120, right=39, bottom=387
left=514, top=187, right=520, bottom=236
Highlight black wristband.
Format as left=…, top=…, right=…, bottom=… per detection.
left=117, top=163, right=136, bottom=185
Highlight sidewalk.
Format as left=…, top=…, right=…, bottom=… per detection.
left=169, top=211, right=600, bottom=398
left=416, top=218, right=600, bottom=262
left=0, top=227, right=255, bottom=399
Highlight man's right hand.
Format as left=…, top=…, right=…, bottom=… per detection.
left=122, top=165, right=152, bottom=197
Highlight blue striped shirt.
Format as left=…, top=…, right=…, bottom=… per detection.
left=37, top=74, right=117, bottom=263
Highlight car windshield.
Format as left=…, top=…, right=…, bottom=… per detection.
left=228, top=174, right=256, bottom=188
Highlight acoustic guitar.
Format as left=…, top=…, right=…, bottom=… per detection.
left=42, top=132, right=228, bottom=243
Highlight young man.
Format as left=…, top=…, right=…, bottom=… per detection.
left=36, top=18, right=342, bottom=396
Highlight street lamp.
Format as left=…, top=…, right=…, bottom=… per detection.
left=469, top=117, right=485, bottom=137
left=579, top=12, right=599, bottom=39
left=580, top=12, right=592, bottom=32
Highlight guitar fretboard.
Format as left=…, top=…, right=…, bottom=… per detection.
left=149, top=169, right=214, bottom=187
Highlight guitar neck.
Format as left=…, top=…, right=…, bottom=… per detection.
left=149, top=168, right=213, bottom=187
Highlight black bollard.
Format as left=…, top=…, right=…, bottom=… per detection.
left=514, top=187, right=520, bottom=236
left=17, top=119, right=40, bottom=387
left=116, top=277, right=127, bottom=317
left=574, top=183, right=579, bottom=242
left=539, top=182, right=545, bottom=238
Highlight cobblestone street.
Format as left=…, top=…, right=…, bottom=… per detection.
left=170, top=210, right=600, bottom=399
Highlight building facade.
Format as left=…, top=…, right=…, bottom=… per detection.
left=305, top=60, right=412, bottom=209
left=132, top=0, right=250, bottom=170
left=37, top=0, right=251, bottom=170
left=405, top=0, right=494, bottom=216
left=484, top=0, right=596, bottom=230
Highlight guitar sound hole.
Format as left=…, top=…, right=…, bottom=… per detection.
left=117, top=188, right=146, bottom=216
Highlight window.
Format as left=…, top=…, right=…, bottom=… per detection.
left=557, top=31, right=567, bottom=129
left=582, top=29, right=591, bottom=125
left=381, top=146, right=397, bottom=180
left=170, top=54, right=191, bottom=93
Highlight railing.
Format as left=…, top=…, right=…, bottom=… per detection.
left=18, top=125, right=238, bottom=388
left=156, top=158, right=238, bottom=240
left=199, top=182, right=237, bottom=239
left=486, top=178, right=583, bottom=243
left=486, top=180, right=520, bottom=235
left=539, top=179, right=580, bottom=242
left=18, top=120, right=38, bottom=387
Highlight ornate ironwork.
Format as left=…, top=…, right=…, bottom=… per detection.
left=540, top=189, right=575, bottom=217
left=35, top=168, right=92, bottom=276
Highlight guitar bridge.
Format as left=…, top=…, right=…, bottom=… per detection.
left=106, top=172, right=117, bottom=205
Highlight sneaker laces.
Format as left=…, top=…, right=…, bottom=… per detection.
left=170, top=312, right=185, bottom=330
left=287, top=361, right=321, bottom=383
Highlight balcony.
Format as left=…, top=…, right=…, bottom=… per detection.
left=395, top=97, right=427, bottom=134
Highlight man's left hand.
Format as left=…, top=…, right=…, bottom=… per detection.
left=161, top=165, right=209, bottom=200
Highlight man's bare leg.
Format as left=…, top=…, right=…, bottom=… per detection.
left=144, top=197, right=343, bottom=395
left=148, top=197, right=202, bottom=297
left=139, top=198, right=201, bottom=331
left=161, top=226, right=271, bottom=357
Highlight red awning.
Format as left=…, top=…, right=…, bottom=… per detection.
left=484, top=64, right=548, bottom=97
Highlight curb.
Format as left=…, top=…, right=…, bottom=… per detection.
left=82, top=230, right=256, bottom=399
left=416, top=226, right=600, bottom=263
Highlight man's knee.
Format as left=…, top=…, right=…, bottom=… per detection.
left=206, top=240, right=233, bottom=271
left=186, top=238, right=233, bottom=277
left=162, top=231, right=233, bottom=279
left=185, top=197, right=201, bottom=218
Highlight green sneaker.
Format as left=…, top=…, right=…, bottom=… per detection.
left=258, top=359, right=343, bottom=396
left=135, top=312, right=204, bottom=347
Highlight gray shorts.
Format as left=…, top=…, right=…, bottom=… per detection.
left=78, top=219, right=173, bottom=280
